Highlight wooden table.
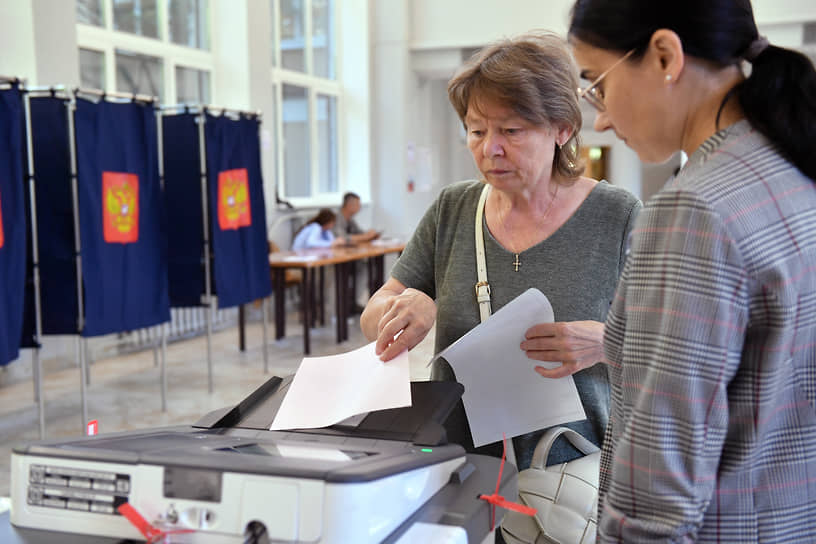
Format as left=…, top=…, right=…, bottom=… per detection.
left=267, top=240, right=405, bottom=354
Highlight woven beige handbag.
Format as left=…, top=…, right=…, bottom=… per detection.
left=500, top=427, right=600, bottom=544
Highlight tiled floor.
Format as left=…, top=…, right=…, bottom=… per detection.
left=0, top=311, right=435, bottom=498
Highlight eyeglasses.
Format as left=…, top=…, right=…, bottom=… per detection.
left=577, top=49, right=636, bottom=112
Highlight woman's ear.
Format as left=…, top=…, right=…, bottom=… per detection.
left=555, top=126, right=573, bottom=147
left=649, top=29, right=685, bottom=83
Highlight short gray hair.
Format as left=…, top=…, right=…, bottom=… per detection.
left=447, top=31, right=585, bottom=181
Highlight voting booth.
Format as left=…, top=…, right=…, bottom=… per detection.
left=161, top=106, right=273, bottom=391
left=73, top=94, right=171, bottom=337
left=17, top=87, right=173, bottom=436
left=14, top=89, right=277, bottom=437
left=0, top=80, right=27, bottom=370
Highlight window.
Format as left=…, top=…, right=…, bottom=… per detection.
left=312, top=0, right=335, bottom=79
left=279, top=0, right=306, bottom=72
left=74, top=0, right=362, bottom=206
left=175, top=65, right=210, bottom=104
left=282, top=84, right=311, bottom=198
left=316, top=94, right=337, bottom=193
left=116, top=49, right=163, bottom=100
left=79, top=48, right=106, bottom=89
left=77, top=0, right=105, bottom=26
left=77, top=0, right=212, bottom=104
left=168, top=0, right=209, bottom=50
left=272, top=0, right=339, bottom=203
left=113, top=0, right=159, bottom=38
left=270, top=2, right=278, bottom=66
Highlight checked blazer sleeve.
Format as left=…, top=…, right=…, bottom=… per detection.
left=601, top=190, right=747, bottom=541
left=598, top=120, right=816, bottom=543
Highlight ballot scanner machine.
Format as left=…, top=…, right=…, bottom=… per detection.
left=7, top=377, right=517, bottom=543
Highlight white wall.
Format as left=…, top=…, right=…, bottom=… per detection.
left=0, top=2, right=37, bottom=82
left=410, top=0, right=816, bottom=48
left=370, top=0, right=412, bottom=238
left=0, top=0, right=79, bottom=86
left=33, top=0, right=80, bottom=86
left=340, top=0, right=372, bottom=205
left=410, top=0, right=574, bottom=49
left=753, top=0, right=816, bottom=24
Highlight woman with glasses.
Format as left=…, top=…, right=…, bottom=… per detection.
left=569, top=0, right=816, bottom=541
left=361, top=32, right=641, bottom=471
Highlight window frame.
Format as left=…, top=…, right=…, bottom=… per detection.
left=76, top=0, right=214, bottom=104
left=271, top=0, right=343, bottom=207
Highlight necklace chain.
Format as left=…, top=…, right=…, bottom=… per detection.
left=494, top=183, right=559, bottom=271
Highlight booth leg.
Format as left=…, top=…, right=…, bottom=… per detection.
left=161, top=323, right=168, bottom=412
left=84, top=338, right=91, bottom=386
left=262, top=297, right=269, bottom=374
left=318, top=267, right=325, bottom=326
left=206, top=300, right=214, bottom=394
left=301, top=269, right=312, bottom=355
left=273, top=269, right=285, bottom=340
left=335, top=264, right=349, bottom=343
left=239, top=305, right=246, bottom=352
left=34, top=349, right=45, bottom=439
left=77, top=337, right=88, bottom=434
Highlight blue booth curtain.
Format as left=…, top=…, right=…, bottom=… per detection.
left=162, top=112, right=205, bottom=307
left=19, top=96, right=80, bottom=345
left=0, top=85, right=28, bottom=365
left=205, top=113, right=271, bottom=309
left=74, top=97, right=170, bottom=336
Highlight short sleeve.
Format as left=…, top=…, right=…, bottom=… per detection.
left=390, top=193, right=442, bottom=299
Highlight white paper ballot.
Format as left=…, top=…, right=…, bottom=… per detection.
left=437, top=288, right=586, bottom=447
left=270, top=342, right=411, bottom=431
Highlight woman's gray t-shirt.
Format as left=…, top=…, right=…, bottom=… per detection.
left=391, top=179, right=642, bottom=468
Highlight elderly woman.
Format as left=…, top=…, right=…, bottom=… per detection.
left=361, top=32, right=641, bottom=469
left=568, top=0, right=816, bottom=540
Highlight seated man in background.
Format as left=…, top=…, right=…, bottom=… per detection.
left=334, top=192, right=379, bottom=245
left=335, top=192, right=379, bottom=314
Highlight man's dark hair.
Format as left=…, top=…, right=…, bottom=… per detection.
left=342, top=192, right=360, bottom=207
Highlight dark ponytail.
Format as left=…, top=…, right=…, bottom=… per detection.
left=736, top=46, right=816, bottom=181
left=569, top=0, right=816, bottom=181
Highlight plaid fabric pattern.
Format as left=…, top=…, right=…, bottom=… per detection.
left=600, top=120, right=816, bottom=542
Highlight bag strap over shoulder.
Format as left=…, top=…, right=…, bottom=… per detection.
left=474, top=184, right=492, bottom=323
left=474, top=183, right=518, bottom=464
left=530, top=426, right=600, bottom=469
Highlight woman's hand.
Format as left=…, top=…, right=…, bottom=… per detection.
left=375, top=288, right=436, bottom=361
left=361, top=278, right=436, bottom=361
left=521, top=320, right=606, bottom=378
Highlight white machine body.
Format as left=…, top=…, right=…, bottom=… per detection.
left=6, top=379, right=516, bottom=544
left=11, top=449, right=465, bottom=543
